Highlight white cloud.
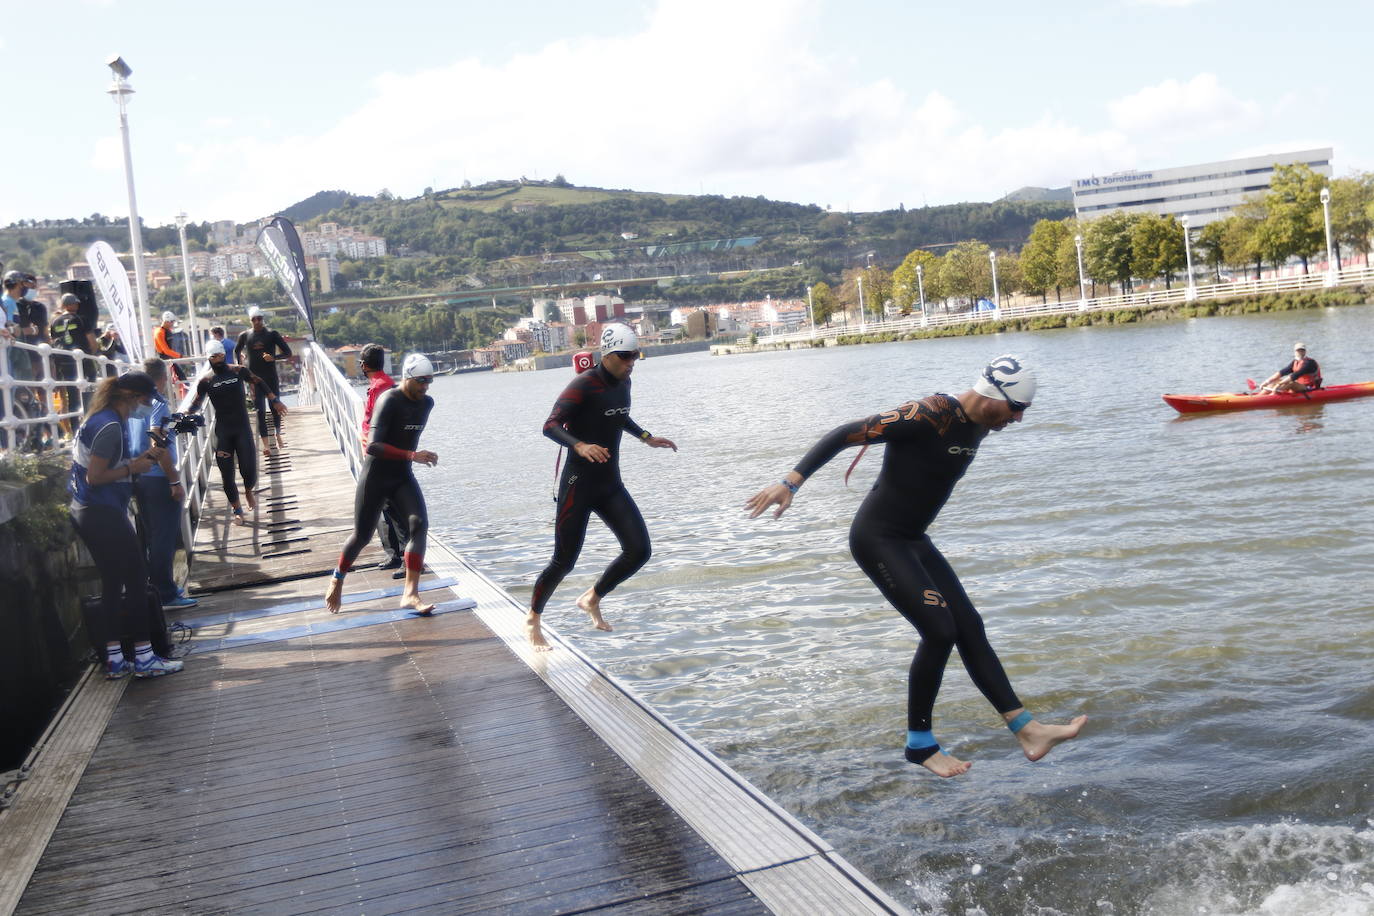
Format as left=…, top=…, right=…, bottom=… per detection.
left=1108, top=73, right=1263, bottom=137
left=170, top=0, right=1166, bottom=220
left=90, top=135, right=123, bottom=172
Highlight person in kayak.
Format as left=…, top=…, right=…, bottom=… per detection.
left=526, top=323, right=677, bottom=651
left=1256, top=342, right=1322, bottom=394
left=745, top=355, right=1086, bottom=778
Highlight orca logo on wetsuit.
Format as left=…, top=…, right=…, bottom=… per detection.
left=947, top=445, right=977, bottom=456
left=603, top=407, right=631, bottom=416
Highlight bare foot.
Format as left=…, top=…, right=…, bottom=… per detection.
left=1015, top=715, right=1088, bottom=762
left=576, top=587, right=613, bottom=631
left=245, top=490, right=256, bottom=511
left=231, top=505, right=245, bottom=526
left=274, top=435, right=285, bottom=450
left=921, top=750, right=973, bottom=778
left=401, top=590, right=436, bottom=615
left=525, top=611, right=552, bottom=652
left=324, top=576, right=343, bottom=614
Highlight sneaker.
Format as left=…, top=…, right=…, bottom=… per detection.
left=134, top=655, right=184, bottom=679
left=106, top=658, right=133, bottom=679
left=377, top=557, right=403, bottom=570
left=162, top=596, right=199, bottom=610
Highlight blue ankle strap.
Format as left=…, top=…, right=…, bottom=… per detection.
left=1007, top=711, right=1033, bottom=733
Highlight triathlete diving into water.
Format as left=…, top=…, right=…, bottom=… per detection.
left=745, top=355, right=1086, bottom=778
left=186, top=339, right=286, bottom=525
left=325, top=353, right=438, bottom=616
left=526, top=323, right=677, bottom=651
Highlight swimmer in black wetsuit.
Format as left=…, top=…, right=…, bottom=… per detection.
left=235, top=305, right=292, bottom=455
left=325, top=353, right=438, bottom=615
left=526, top=323, right=677, bottom=651
left=187, top=339, right=286, bottom=524
left=746, top=355, right=1086, bottom=778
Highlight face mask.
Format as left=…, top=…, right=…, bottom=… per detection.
left=132, top=403, right=155, bottom=421
left=23, top=288, right=38, bottom=301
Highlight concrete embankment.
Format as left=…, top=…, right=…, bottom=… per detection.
left=0, top=457, right=93, bottom=771
left=508, top=339, right=715, bottom=371
left=711, top=287, right=1373, bottom=355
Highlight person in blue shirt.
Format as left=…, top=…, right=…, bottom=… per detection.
left=70, top=371, right=184, bottom=679
left=128, top=358, right=197, bottom=610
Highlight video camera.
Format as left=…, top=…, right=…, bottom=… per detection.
left=164, top=412, right=206, bottom=435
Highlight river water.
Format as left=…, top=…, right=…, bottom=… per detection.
left=420, top=304, right=1374, bottom=916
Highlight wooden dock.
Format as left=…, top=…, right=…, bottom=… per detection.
left=0, top=406, right=905, bottom=915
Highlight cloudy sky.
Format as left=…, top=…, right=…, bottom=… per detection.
left=6, top=0, right=1367, bottom=227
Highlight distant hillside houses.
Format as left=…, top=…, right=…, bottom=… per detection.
left=66, top=220, right=384, bottom=286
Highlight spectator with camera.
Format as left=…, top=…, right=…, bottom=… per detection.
left=70, top=370, right=183, bottom=679
left=97, top=323, right=128, bottom=368
left=130, top=358, right=197, bottom=610
left=2, top=270, right=37, bottom=378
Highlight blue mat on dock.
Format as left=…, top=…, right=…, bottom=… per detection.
left=183, top=577, right=458, bottom=628
left=189, top=596, right=478, bottom=651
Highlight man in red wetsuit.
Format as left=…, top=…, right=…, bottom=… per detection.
left=1257, top=342, right=1322, bottom=394
left=359, top=344, right=407, bottom=574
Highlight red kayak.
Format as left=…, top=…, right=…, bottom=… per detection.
left=1162, top=381, right=1374, bottom=414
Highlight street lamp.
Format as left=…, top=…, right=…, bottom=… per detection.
left=175, top=212, right=200, bottom=354
left=988, top=250, right=999, bottom=310
left=1181, top=214, right=1197, bottom=301
left=806, top=285, right=816, bottom=341
left=106, top=55, right=154, bottom=360
left=1320, top=187, right=1336, bottom=286
left=916, top=263, right=926, bottom=315
left=1074, top=233, right=1088, bottom=307
left=857, top=275, right=866, bottom=334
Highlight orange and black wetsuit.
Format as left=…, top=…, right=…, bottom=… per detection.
left=792, top=393, right=1021, bottom=755
left=1278, top=356, right=1322, bottom=390
left=530, top=363, right=652, bottom=615
left=336, top=388, right=433, bottom=575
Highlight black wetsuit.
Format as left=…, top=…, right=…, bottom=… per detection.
left=337, top=388, right=433, bottom=573
left=189, top=364, right=263, bottom=504
left=530, top=363, right=652, bottom=614
left=235, top=327, right=291, bottom=437
left=793, top=394, right=1021, bottom=736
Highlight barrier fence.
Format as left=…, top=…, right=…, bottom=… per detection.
left=755, top=264, right=1374, bottom=346
left=297, top=341, right=364, bottom=479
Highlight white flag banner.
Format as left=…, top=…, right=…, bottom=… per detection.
left=86, top=240, right=144, bottom=363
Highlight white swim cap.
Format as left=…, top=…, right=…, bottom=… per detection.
left=599, top=323, right=638, bottom=354
left=402, top=353, right=435, bottom=379
left=973, top=354, right=1036, bottom=407
left=247, top=305, right=263, bottom=319
left=161, top=310, right=176, bottom=323
left=205, top=339, right=226, bottom=357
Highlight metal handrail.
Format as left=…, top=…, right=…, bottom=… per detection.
left=298, top=341, right=364, bottom=481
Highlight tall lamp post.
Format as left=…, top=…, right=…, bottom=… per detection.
left=1074, top=233, right=1088, bottom=307
left=175, top=212, right=200, bottom=354
left=106, top=55, right=154, bottom=360
left=916, top=263, right=926, bottom=316
left=1181, top=214, right=1197, bottom=301
left=806, top=285, right=816, bottom=341
left=857, top=275, right=866, bottom=334
left=988, top=250, right=1000, bottom=310
left=1320, top=187, right=1337, bottom=287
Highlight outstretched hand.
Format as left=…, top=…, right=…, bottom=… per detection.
left=745, top=483, right=794, bottom=519
left=412, top=450, right=439, bottom=467
left=645, top=435, right=677, bottom=452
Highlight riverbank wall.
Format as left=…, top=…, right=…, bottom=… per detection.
left=0, top=457, right=93, bottom=771
left=510, top=339, right=714, bottom=372
left=711, top=287, right=1373, bottom=355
